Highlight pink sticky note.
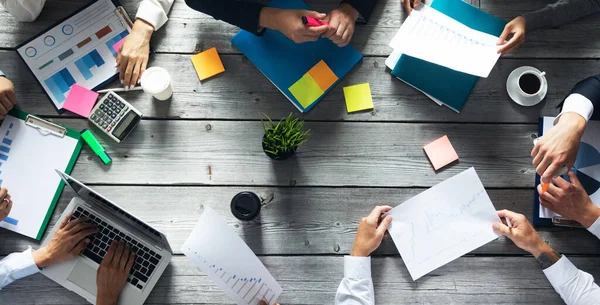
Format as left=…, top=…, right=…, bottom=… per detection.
left=112, top=36, right=127, bottom=53
left=63, top=84, right=99, bottom=118
left=423, top=135, right=459, bottom=170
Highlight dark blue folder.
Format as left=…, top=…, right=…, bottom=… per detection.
left=391, top=0, right=506, bottom=112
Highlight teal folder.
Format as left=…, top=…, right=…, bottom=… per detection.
left=391, top=0, right=506, bottom=112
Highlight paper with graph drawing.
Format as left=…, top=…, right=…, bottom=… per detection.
left=181, top=205, right=282, bottom=305
left=387, top=167, right=501, bottom=280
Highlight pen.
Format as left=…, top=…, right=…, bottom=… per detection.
left=532, top=138, right=569, bottom=193
left=97, top=86, right=143, bottom=94
left=301, top=16, right=330, bottom=27
left=505, top=216, right=512, bottom=228
left=81, top=129, right=112, bottom=165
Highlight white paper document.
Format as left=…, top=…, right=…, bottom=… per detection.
left=387, top=5, right=500, bottom=78
left=0, top=115, right=79, bottom=239
left=181, top=206, right=282, bottom=305
left=387, top=167, right=501, bottom=280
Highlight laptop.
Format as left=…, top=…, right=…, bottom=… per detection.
left=41, top=170, right=173, bottom=305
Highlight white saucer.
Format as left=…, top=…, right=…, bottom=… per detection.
left=506, top=66, right=548, bottom=107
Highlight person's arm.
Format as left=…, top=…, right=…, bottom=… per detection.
left=0, top=247, right=40, bottom=289
left=96, top=241, right=134, bottom=305
left=340, top=0, right=377, bottom=23
left=183, top=0, right=266, bottom=34
left=523, top=0, right=600, bottom=31
left=0, top=0, right=45, bottom=22
left=558, top=75, right=600, bottom=122
left=136, top=0, right=174, bottom=32
left=335, top=206, right=393, bottom=305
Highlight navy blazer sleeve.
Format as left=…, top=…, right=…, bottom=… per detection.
left=562, top=75, right=600, bottom=121
left=184, top=0, right=266, bottom=34
left=342, top=0, right=377, bottom=23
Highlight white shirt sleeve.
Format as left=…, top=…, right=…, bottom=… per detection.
left=135, top=0, right=174, bottom=31
left=587, top=217, right=600, bottom=240
left=554, top=93, right=595, bottom=125
left=543, top=256, right=600, bottom=305
left=0, top=0, right=45, bottom=22
left=335, top=256, right=375, bottom=305
left=0, top=247, right=41, bottom=290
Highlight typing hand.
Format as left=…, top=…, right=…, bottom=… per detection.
left=532, top=113, right=586, bottom=183
left=0, top=187, right=12, bottom=221
left=116, top=19, right=153, bottom=89
left=497, top=16, right=526, bottom=54
left=538, top=171, right=600, bottom=228
left=32, top=214, right=97, bottom=268
left=0, top=76, right=17, bottom=120
left=97, top=241, right=135, bottom=305
left=401, top=0, right=422, bottom=14
left=322, top=4, right=359, bottom=47
left=493, top=210, right=551, bottom=257
left=350, top=206, right=393, bottom=257
left=259, top=8, right=329, bottom=43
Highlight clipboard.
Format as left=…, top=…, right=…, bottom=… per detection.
left=0, top=109, right=83, bottom=239
left=15, top=0, right=134, bottom=113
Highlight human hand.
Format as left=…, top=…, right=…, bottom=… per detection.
left=258, top=301, right=280, bottom=305
left=532, top=113, right=586, bottom=183
left=493, top=210, right=551, bottom=257
left=322, top=4, right=359, bottom=47
left=350, top=206, right=393, bottom=257
left=97, top=240, right=135, bottom=305
left=538, top=171, right=600, bottom=228
left=0, top=187, right=12, bottom=221
left=0, top=76, right=17, bottom=119
left=401, top=0, right=422, bottom=14
left=497, top=16, right=526, bottom=54
left=116, top=19, right=153, bottom=89
left=259, top=8, right=329, bottom=43
left=32, top=214, right=97, bottom=268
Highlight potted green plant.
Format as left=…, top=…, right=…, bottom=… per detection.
left=261, top=113, right=311, bottom=160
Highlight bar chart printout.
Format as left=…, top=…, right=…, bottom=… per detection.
left=181, top=206, right=282, bottom=305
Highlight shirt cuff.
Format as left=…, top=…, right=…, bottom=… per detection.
left=587, top=217, right=600, bottom=240
left=15, top=247, right=41, bottom=277
left=344, top=256, right=371, bottom=279
left=136, top=0, right=168, bottom=31
left=0, top=70, right=5, bottom=77
left=543, top=256, right=579, bottom=288
left=554, top=93, right=595, bottom=124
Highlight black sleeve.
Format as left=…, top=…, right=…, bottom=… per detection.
left=341, top=0, right=378, bottom=23
left=184, top=0, right=266, bottom=35
left=560, top=75, right=600, bottom=121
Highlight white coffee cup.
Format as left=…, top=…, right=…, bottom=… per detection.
left=140, top=67, right=173, bottom=101
left=506, top=66, right=548, bottom=107
left=518, top=70, right=546, bottom=97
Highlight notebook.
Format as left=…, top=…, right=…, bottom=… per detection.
left=388, top=0, right=506, bottom=112
left=0, top=109, right=82, bottom=239
left=231, top=0, right=363, bottom=112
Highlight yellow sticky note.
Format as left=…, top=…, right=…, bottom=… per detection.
left=423, top=135, right=459, bottom=170
left=289, top=73, right=324, bottom=109
left=191, top=47, right=225, bottom=81
left=308, top=60, right=338, bottom=91
left=343, top=83, right=373, bottom=113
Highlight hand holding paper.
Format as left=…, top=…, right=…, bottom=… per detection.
left=493, top=210, right=553, bottom=257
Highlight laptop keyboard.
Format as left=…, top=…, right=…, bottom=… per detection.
left=71, top=206, right=162, bottom=290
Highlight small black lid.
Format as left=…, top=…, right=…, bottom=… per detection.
left=230, top=191, right=261, bottom=221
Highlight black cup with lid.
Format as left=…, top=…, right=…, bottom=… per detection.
left=230, top=191, right=261, bottom=221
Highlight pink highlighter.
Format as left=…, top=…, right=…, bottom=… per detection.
left=302, top=16, right=330, bottom=27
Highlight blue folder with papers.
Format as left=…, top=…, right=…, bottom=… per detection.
left=391, top=0, right=506, bottom=112
left=231, top=0, right=363, bottom=112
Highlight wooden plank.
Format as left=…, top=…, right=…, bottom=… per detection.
left=24, top=119, right=540, bottom=187
left=2, top=187, right=598, bottom=256
left=0, top=256, right=596, bottom=304
left=3, top=49, right=597, bottom=122
left=481, top=0, right=600, bottom=58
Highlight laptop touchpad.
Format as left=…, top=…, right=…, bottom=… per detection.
left=67, top=260, right=97, bottom=296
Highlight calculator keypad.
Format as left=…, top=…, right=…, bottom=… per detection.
left=90, top=93, right=129, bottom=133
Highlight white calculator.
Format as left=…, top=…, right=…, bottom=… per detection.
left=88, top=91, right=142, bottom=143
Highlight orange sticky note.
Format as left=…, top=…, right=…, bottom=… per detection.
left=308, top=60, right=338, bottom=91
left=191, top=47, right=225, bottom=81
left=63, top=84, right=99, bottom=118
left=423, top=135, right=459, bottom=170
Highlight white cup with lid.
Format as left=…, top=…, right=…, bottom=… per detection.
left=140, top=67, right=173, bottom=101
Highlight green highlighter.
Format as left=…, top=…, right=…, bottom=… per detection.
left=81, top=129, right=112, bottom=165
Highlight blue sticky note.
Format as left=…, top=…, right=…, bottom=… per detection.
left=231, top=0, right=363, bottom=112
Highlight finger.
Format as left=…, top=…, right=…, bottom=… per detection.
left=5, top=89, right=17, bottom=105
left=536, top=157, right=553, bottom=183
left=496, top=209, right=522, bottom=222
left=306, top=25, right=329, bottom=36
left=139, top=58, right=148, bottom=85
left=493, top=222, right=511, bottom=236
left=105, top=240, right=117, bottom=265
left=305, top=11, right=327, bottom=20
left=63, top=216, right=88, bottom=231
left=539, top=186, right=558, bottom=205
left=376, top=215, right=393, bottom=236
left=119, top=245, right=130, bottom=270
left=72, top=238, right=91, bottom=255
left=0, top=187, right=8, bottom=202
left=552, top=175, right=571, bottom=190
left=59, top=213, right=74, bottom=229
left=497, top=37, right=519, bottom=54
left=131, top=60, right=142, bottom=88
left=5, top=199, right=12, bottom=214
left=543, top=163, right=565, bottom=183
left=340, top=28, right=352, bottom=47
left=568, top=170, right=583, bottom=187
left=531, top=141, right=540, bottom=159
left=334, top=22, right=346, bottom=41
left=72, top=227, right=98, bottom=245
left=123, top=59, right=136, bottom=88
left=322, top=21, right=338, bottom=38
left=0, top=94, right=12, bottom=111
left=496, top=25, right=512, bottom=45
left=119, top=56, right=128, bottom=84
left=545, top=183, right=565, bottom=199
left=368, top=205, right=393, bottom=222
left=403, top=0, right=413, bottom=13
left=66, top=218, right=94, bottom=233
left=413, top=0, right=422, bottom=7
left=0, top=102, right=8, bottom=116
left=112, top=241, right=125, bottom=266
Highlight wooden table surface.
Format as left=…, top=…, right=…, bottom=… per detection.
left=1, top=0, right=599, bottom=304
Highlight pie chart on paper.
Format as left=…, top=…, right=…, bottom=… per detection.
left=571, top=142, right=600, bottom=203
